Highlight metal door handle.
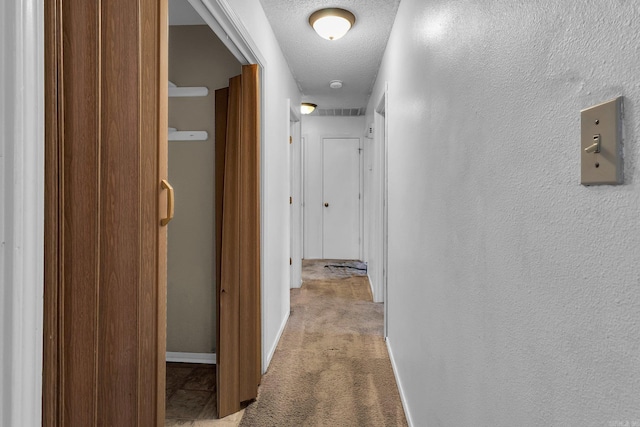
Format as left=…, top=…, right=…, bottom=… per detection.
left=324, top=202, right=329, bottom=207
left=161, top=179, right=174, bottom=226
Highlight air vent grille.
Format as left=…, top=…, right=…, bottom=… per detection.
left=315, top=107, right=366, bottom=117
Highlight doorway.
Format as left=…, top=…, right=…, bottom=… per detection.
left=166, top=1, right=263, bottom=420
left=165, top=23, right=240, bottom=366
left=164, top=19, right=241, bottom=423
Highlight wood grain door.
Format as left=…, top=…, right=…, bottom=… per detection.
left=43, top=0, right=168, bottom=425
left=214, top=64, right=262, bottom=419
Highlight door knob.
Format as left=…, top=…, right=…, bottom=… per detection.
left=324, top=202, right=329, bottom=207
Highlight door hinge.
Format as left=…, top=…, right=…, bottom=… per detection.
left=289, top=196, right=293, bottom=204
left=289, top=136, right=293, bottom=144
left=359, top=193, right=361, bottom=200
left=289, top=257, right=292, bottom=265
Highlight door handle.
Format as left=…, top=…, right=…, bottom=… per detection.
left=324, top=202, right=329, bottom=207
left=161, top=179, right=174, bottom=226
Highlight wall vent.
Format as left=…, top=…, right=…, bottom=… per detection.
left=315, top=107, right=366, bottom=117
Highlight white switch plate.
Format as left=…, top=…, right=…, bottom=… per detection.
left=581, top=97, right=623, bottom=185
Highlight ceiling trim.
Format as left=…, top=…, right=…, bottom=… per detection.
left=189, top=0, right=266, bottom=67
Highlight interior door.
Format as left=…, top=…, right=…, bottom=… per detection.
left=43, top=0, right=168, bottom=425
left=322, top=138, right=361, bottom=259
left=214, top=64, right=262, bottom=418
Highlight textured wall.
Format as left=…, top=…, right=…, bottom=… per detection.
left=302, top=116, right=366, bottom=259
left=167, top=25, right=240, bottom=353
left=367, top=0, right=640, bottom=425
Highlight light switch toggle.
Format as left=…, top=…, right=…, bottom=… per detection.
left=584, top=135, right=601, bottom=154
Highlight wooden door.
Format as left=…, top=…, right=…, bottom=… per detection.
left=43, top=0, right=168, bottom=425
left=214, top=64, right=262, bottom=418
left=322, top=138, right=361, bottom=259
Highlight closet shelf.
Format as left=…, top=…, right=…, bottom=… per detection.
left=168, top=81, right=208, bottom=97
left=168, top=128, right=208, bottom=141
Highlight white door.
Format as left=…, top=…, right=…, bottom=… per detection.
left=322, top=138, right=360, bottom=259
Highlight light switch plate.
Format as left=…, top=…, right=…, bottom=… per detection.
left=581, top=97, right=623, bottom=185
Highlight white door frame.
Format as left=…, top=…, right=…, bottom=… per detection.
left=1, top=0, right=45, bottom=425
left=188, top=0, right=272, bottom=372
left=289, top=104, right=302, bottom=288
left=375, top=85, right=389, bottom=338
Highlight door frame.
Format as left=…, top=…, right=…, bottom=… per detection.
left=189, top=0, right=270, bottom=373
left=1, top=0, right=45, bottom=424
left=288, top=103, right=302, bottom=288
left=375, top=85, right=389, bottom=338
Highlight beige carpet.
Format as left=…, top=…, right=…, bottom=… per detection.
left=239, top=260, right=407, bottom=427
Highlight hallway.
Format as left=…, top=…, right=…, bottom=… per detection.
left=4, top=1, right=640, bottom=425
left=163, top=260, right=406, bottom=426
left=240, top=260, right=407, bottom=426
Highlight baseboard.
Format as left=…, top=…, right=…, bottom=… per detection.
left=166, top=352, right=216, bottom=364
left=367, top=273, right=375, bottom=299
left=386, top=338, right=414, bottom=427
left=264, top=309, right=290, bottom=372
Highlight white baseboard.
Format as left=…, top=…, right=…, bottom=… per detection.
left=367, top=273, right=375, bottom=299
left=386, top=338, right=414, bottom=427
left=166, top=352, right=216, bottom=364
left=264, top=310, right=290, bottom=372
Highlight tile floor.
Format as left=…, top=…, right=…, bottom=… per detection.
left=165, top=363, right=244, bottom=427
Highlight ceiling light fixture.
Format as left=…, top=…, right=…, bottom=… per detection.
left=301, top=102, right=317, bottom=115
left=309, top=8, right=356, bottom=41
left=329, top=80, right=343, bottom=89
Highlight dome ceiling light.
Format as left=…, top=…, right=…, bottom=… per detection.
left=329, top=80, right=343, bottom=89
left=309, top=8, right=356, bottom=41
left=301, top=103, right=317, bottom=115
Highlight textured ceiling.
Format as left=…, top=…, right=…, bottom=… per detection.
left=259, top=0, right=400, bottom=112
left=169, top=0, right=400, bottom=113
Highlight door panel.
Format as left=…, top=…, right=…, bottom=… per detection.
left=215, top=64, right=261, bottom=418
left=44, top=0, right=168, bottom=424
left=218, top=75, right=242, bottom=418
left=322, top=138, right=361, bottom=259
left=237, top=64, right=261, bottom=403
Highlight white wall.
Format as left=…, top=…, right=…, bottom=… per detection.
left=302, top=116, right=366, bottom=259
left=369, top=1, right=640, bottom=425
left=0, top=0, right=44, bottom=425
left=215, top=0, right=302, bottom=370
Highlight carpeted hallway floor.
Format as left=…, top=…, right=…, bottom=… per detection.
left=239, top=259, right=408, bottom=427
